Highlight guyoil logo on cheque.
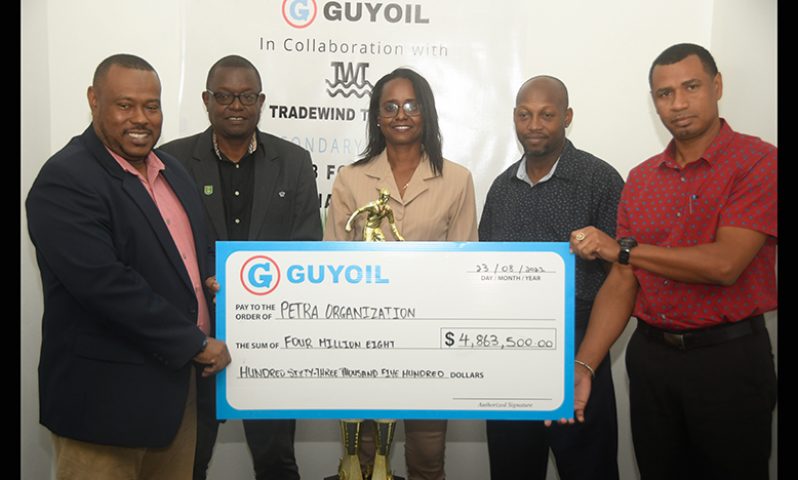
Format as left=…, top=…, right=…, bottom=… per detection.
left=240, top=255, right=391, bottom=294
left=240, top=256, right=282, bottom=295
left=282, top=0, right=430, bottom=29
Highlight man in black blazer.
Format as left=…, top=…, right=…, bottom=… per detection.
left=26, top=54, right=231, bottom=479
left=160, top=55, right=322, bottom=480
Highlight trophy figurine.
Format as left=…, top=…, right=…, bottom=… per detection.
left=345, top=188, right=405, bottom=242
left=330, top=188, right=403, bottom=480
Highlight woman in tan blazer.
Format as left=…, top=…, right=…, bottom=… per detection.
left=324, top=68, right=478, bottom=480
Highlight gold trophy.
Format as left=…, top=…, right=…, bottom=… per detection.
left=372, top=419, right=398, bottom=480
left=337, top=420, right=363, bottom=480
left=345, top=188, right=405, bottom=242
left=331, top=188, right=403, bottom=480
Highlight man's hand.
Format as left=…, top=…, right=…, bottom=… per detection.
left=205, top=276, right=220, bottom=304
left=570, top=226, right=619, bottom=262
left=544, top=365, right=593, bottom=426
left=193, top=337, right=231, bottom=377
left=572, top=366, right=592, bottom=423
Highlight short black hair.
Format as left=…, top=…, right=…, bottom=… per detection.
left=93, top=54, right=157, bottom=87
left=206, top=55, right=263, bottom=91
left=357, top=67, right=444, bottom=175
left=649, top=43, right=719, bottom=88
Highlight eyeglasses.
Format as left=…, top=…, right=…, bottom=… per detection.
left=206, top=90, right=261, bottom=106
left=380, top=101, right=421, bottom=118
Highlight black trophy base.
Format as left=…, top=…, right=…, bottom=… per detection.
left=324, top=475, right=405, bottom=480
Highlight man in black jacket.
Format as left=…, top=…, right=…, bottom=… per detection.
left=160, top=54, right=322, bottom=480
left=26, top=53, right=231, bottom=480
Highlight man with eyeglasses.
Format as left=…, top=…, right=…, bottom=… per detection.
left=160, top=55, right=322, bottom=480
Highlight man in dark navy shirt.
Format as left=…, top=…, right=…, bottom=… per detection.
left=479, top=76, right=624, bottom=480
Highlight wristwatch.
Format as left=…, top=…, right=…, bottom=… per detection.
left=198, top=337, right=209, bottom=354
left=618, top=237, right=638, bottom=265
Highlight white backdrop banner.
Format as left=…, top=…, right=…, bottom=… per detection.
left=44, top=0, right=728, bottom=206
left=178, top=0, right=523, bottom=217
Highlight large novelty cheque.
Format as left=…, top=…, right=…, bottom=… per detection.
left=216, top=241, right=574, bottom=420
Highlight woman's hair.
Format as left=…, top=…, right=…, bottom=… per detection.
left=356, top=67, right=444, bottom=175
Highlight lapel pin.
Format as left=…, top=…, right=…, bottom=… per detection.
left=279, top=191, right=286, bottom=197
left=203, top=185, right=214, bottom=196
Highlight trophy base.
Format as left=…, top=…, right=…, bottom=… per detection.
left=324, top=476, right=405, bottom=480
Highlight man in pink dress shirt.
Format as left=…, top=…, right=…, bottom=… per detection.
left=26, top=54, right=231, bottom=479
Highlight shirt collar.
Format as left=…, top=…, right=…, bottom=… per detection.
left=514, top=138, right=576, bottom=187
left=660, top=118, right=733, bottom=167
left=516, top=156, right=560, bottom=187
left=365, top=148, right=437, bottom=181
left=106, top=147, right=164, bottom=181
left=212, top=131, right=258, bottom=161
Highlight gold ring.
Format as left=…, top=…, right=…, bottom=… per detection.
left=575, top=232, right=586, bottom=242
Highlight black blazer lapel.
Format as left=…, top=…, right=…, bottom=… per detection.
left=161, top=161, right=211, bottom=281
left=190, top=130, right=228, bottom=241
left=83, top=126, right=195, bottom=293
left=248, top=133, right=281, bottom=239
left=122, top=175, right=196, bottom=293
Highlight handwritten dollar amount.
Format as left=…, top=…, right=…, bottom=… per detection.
left=441, top=328, right=556, bottom=350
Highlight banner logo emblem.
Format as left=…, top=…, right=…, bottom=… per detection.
left=326, top=61, right=373, bottom=98
left=282, top=0, right=317, bottom=29
left=240, top=256, right=282, bottom=295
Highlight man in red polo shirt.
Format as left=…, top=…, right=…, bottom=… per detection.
left=566, top=43, right=777, bottom=479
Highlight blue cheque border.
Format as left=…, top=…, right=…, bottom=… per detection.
left=215, top=241, right=574, bottom=420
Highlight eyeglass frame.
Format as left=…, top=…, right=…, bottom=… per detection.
left=379, top=100, right=422, bottom=118
left=205, top=89, right=262, bottom=106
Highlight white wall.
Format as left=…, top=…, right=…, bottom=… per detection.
left=711, top=0, right=778, bottom=145
left=21, top=1, right=51, bottom=478
left=711, top=4, right=778, bottom=480
left=21, top=1, right=777, bottom=479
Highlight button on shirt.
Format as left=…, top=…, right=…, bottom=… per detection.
left=479, top=140, right=625, bottom=307
left=214, top=133, right=257, bottom=240
left=108, top=148, right=211, bottom=335
left=617, top=119, right=778, bottom=329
